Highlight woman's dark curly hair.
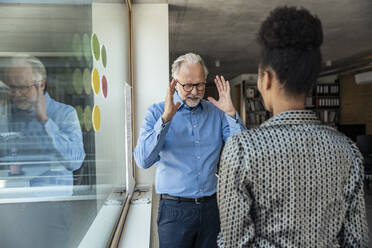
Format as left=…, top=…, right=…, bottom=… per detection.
left=257, top=6, right=323, bottom=94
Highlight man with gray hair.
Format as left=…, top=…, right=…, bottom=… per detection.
left=2, top=55, right=85, bottom=186
left=134, top=53, right=247, bottom=248
left=0, top=55, right=85, bottom=248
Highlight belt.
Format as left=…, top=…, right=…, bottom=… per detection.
left=160, top=193, right=216, bottom=204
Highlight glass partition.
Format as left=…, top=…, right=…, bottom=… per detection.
left=0, top=2, right=131, bottom=247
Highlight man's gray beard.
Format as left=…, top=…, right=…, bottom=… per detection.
left=12, top=100, right=34, bottom=112
left=185, top=99, right=201, bottom=108
left=184, top=94, right=203, bottom=108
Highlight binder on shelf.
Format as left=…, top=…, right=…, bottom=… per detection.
left=311, top=77, right=340, bottom=125
left=258, top=99, right=265, bottom=110
left=246, top=88, right=255, bottom=98
left=324, top=110, right=328, bottom=123
left=260, top=114, right=267, bottom=123
left=248, top=113, right=256, bottom=124
left=305, top=97, right=313, bottom=107
left=329, top=111, right=336, bottom=123
left=249, top=101, right=256, bottom=111
left=255, top=115, right=260, bottom=124
left=254, top=101, right=260, bottom=111
left=241, top=78, right=272, bottom=127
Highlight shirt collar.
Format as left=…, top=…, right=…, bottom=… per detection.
left=173, top=91, right=204, bottom=111
left=261, top=110, right=321, bottom=127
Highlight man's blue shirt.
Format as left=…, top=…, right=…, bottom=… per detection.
left=134, top=92, right=247, bottom=197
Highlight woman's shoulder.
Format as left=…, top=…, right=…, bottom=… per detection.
left=230, top=126, right=273, bottom=143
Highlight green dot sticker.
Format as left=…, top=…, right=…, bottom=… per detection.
left=91, top=33, right=100, bottom=61
left=82, top=33, right=92, bottom=64
left=101, top=45, right=107, bottom=68
left=75, top=105, right=84, bottom=129
left=72, top=33, right=82, bottom=61
left=83, top=68, right=91, bottom=95
left=72, top=68, right=83, bottom=95
left=84, top=105, right=92, bottom=132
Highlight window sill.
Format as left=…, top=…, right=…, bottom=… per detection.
left=118, top=184, right=153, bottom=248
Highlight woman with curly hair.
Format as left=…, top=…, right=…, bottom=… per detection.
left=217, top=6, right=369, bottom=248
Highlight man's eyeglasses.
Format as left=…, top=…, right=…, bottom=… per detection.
left=177, top=81, right=206, bottom=92
left=8, top=81, right=42, bottom=94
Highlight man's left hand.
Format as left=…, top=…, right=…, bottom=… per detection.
left=34, top=83, right=48, bottom=123
left=208, top=75, right=236, bottom=118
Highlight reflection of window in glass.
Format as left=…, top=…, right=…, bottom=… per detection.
left=0, top=2, right=132, bottom=248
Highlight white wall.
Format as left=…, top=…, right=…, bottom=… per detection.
left=133, top=4, right=169, bottom=185
left=133, top=4, right=169, bottom=248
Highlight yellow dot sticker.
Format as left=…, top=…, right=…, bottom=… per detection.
left=92, top=68, right=100, bottom=94
left=92, top=105, right=101, bottom=132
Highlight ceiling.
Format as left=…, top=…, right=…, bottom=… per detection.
left=3, top=0, right=372, bottom=81
left=137, top=0, right=372, bottom=81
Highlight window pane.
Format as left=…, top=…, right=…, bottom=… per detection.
left=0, top=2, right=130, bottom=247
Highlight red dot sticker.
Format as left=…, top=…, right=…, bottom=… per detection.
left=102, top=75, right=108, bottom=98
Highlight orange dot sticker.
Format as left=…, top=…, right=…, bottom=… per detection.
left=92, top=105, right=101, bottom=132
left=92, top=68, right=100, bottom=94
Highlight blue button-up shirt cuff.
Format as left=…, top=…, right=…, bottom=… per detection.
left=225, top=112, right=241, bottom=124
left=225, top=112, right=246, bottom=135
left=154, top=116, right=171, bottom=137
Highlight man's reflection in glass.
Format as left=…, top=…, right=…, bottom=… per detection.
left=0, top=55, right=86, bottom=248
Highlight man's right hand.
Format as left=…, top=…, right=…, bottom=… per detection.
left=34, top=83, right=48, bottom=123
left=161, top=79, right=181, bottom=123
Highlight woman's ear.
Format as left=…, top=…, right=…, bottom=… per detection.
left=262, top=70, right=272, bottom=91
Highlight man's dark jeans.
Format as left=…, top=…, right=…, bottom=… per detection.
left=157, top=195, right=220, bottom=248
